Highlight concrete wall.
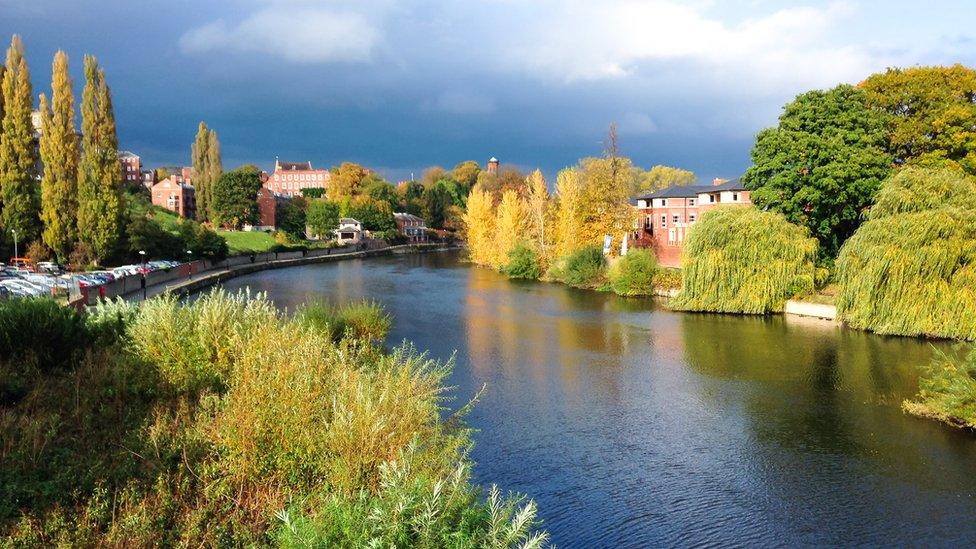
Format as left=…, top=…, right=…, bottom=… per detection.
left=783, top=300, right=837, bottom=321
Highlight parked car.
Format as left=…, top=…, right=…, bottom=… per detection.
left=36, top=261, right=61, bottom=274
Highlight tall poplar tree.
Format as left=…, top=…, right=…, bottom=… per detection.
left=77, top=55, right=122, bottom=262
left=39, top=50, right=79, bottom=260
left=493, top=189, right=529, bottom=269
left=205, top=128, right=222, bottom=220
left=0, top=35, right=40, bottom=247
left=191, top=122, right=210, bottom=221
left=463, top=186, right=495, bottom=266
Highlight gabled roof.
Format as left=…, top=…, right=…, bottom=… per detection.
left=635, top=177, right=747, bottom=200
left=276, top=160, right=314, bottom=171
left=393, top=212, right=425, bottom=223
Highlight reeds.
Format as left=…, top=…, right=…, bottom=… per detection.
left=671, top=206, right=817, bottom=314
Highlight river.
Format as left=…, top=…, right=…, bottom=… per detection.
left=216, top=250, right=976, bottom=547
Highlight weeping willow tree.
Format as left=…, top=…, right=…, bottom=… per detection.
left=903, top=346, right=976, bottom=429
left=836, top=167, right=976, bottom=340
left=671, top=206, right=817, bottom=314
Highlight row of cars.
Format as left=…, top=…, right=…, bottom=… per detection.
left=0, top=259, right=185, bottom=298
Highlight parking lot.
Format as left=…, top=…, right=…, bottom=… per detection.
left=0, top=259, right=184, bottom=299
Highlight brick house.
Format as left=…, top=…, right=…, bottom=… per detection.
left=253, top=187, right=292, bottom=231
left=151, top=176, right=196, bottom=219
left=119, top=151, right=142, bottom=185
left=633, top=178, right=751, bottom=267
left=394, top=212, right=428, bottom=242
left=264, top=159, right=330, bottom=198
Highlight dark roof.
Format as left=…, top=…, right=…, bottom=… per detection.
left=277, top=160, right=313, bottom=171
left=635, top=177, right=746, bottom=200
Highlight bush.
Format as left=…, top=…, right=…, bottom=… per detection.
left=503, top=242, right=542, bottom=280
left=2, top=291, right=548, bottom=545
left=654, top=267, right=682, bottom=290
left=671, top=206, right=817, bottom=314
left=296, top=299, right=391, bottom=343
left=903, top=346, right=976, bottom=429
left=553, top=245, right=606, bottom=288
left=608, top=249, right=657, bottom=296
left=0, top=299, right=92, bottom=373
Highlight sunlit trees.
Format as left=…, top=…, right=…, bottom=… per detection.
left=191, top=122, right=222, bottom=222
left=76, top=54, right=122, bottom=262
left=38, top=51, right=79, bottom=261
left=306, top=200, right=340, bottom=239
left=212, top=166, right=262, bottom=229
left=330, top=162, right=370, bottom=199
left=634, top=165, right=695, bottom=193
left=861, top=65, right=976, bottom=173
left=492, top=189, right=528, bottom=269
left=463, top=186, right=495, bottom=266
left=743, top=85, right=892, bottom=258
left=0, top=35, right=40, bottom=248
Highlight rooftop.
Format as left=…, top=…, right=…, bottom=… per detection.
left=636, top=177, right=746, bottom=200
left=275, top=160, right=315, bottom=171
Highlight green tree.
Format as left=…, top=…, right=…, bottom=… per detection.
left=743, top=85, right=892, bottom=258
left=421, top=182, right=453, bottom=229
left=364, top=179, right=398, bottom=209
left=276, top=197, right=306, bottom=238
left=212, top=167, right=262, bottom=229
left=205, top=128, right=222, bottom=218
left=306, top=199, right=340, bottom=238
left=348, top=197, right=394, bottom=231
left=0, top=35, right=40, bottom=248
left=77, top=55, right=123, bottom=262
left=635, top=165, right=695, bottom=193
left=39, top=50, right=79, bottom=261
left=191, top=122, right=210, bottom=221
left=861, top=65, right=976, bottom=173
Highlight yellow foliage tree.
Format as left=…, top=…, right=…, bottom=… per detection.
left=463, top=186, right=495, bottom=266
left=493, top=189, right=529, bottom=269
left=553, top=168, right=586, bottom=258
left=525, top=169, right=552, bottom=263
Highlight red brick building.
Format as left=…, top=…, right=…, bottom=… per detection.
left=119, top=151, right=141, bottom=184
left=264, top=159, right=330, bottom=197
left=151, top=176, right=196, bottom=219
left=394, top=212, right=428, bottom=242
left=254, top=187, right=292, bottom=231
left=633, top=178, right=751, bottom=267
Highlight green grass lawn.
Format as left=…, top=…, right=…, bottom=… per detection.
left=217, top=230, right=280, bottom=254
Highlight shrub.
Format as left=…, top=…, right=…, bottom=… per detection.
left=503, top=242, right=542, bottom=280
left=24, top=240, right=52, bottom=265
left=553, top=245, right=606, bottom=288
left=0, top=299, right=92, bottom=373
left=836, top=168, right=976, bottom=339
left=903, top=346, right=976, bottom=429
left=296, top=299, right=391, bottom=343
left=608, top=249, right=657, bottom=296
left=671, top=206, right=817, bottom=314
left=654, top=267, right=682, bottom=290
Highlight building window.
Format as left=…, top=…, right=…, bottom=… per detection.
left=690, top=214, right=696, bottom=223
left=673, top=214, right=680, bottom=224
left=689, top=198, right=695, bottom=206
left=660, top=199, right=667, bottom=207
left=733, top=192, right=739, bottom=201
left=709, top=194, right=715, bottom=203
left=660, top=215, right=666, bottom=228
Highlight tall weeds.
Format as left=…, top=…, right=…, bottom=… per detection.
left=0, top=291, right=548, bottom=546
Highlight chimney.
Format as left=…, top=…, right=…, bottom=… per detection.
left=487, top=157, right=499, bottom=174
left=713, top=177, right=727, bottom=186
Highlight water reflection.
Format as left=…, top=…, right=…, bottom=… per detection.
left=216, top=252, right=976, bottom=547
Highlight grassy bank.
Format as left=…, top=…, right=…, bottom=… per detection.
left=0, top=293, right=547, bottom=546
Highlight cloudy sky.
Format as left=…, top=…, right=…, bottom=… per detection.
left=2, top=0, right=975, bottom=182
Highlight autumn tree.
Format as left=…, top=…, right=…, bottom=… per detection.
left=524, top=169, right=551, bottom=263
left=77, top=54, right=123, bottom=262
left=330, top=162, right=370, bottom=199
left=493, top=189, right=528, bottom=269
left=861, top=65, right=976, bottom=173
left=205, top=128, right=222, bottom=216
left=635, top=165, right=696, bottom=193
left=452, top=160, right=481, bottom=188
left=463, top=186, right=495, bottom=265
left=553, top=168, right=586, bottom=258
left=744, top=85, right=892, bottom=257
left=0, top=35, right=40, bottom=248
left=39, top=50, right=80, bottom=261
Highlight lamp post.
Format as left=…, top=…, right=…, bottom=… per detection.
left=10, top=229, right=17, bottom=264
left=139, top=250, right=147, bottom=300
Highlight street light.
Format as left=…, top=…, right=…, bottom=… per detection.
left=9, top=229, right=17, bottom=263
left=139, top=250, right=147, bottom=300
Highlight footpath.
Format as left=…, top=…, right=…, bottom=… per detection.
left=72, top=243, right=456, bottom=307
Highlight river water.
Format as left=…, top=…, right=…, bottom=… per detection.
left=217, top=251, right=976, bottom=547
